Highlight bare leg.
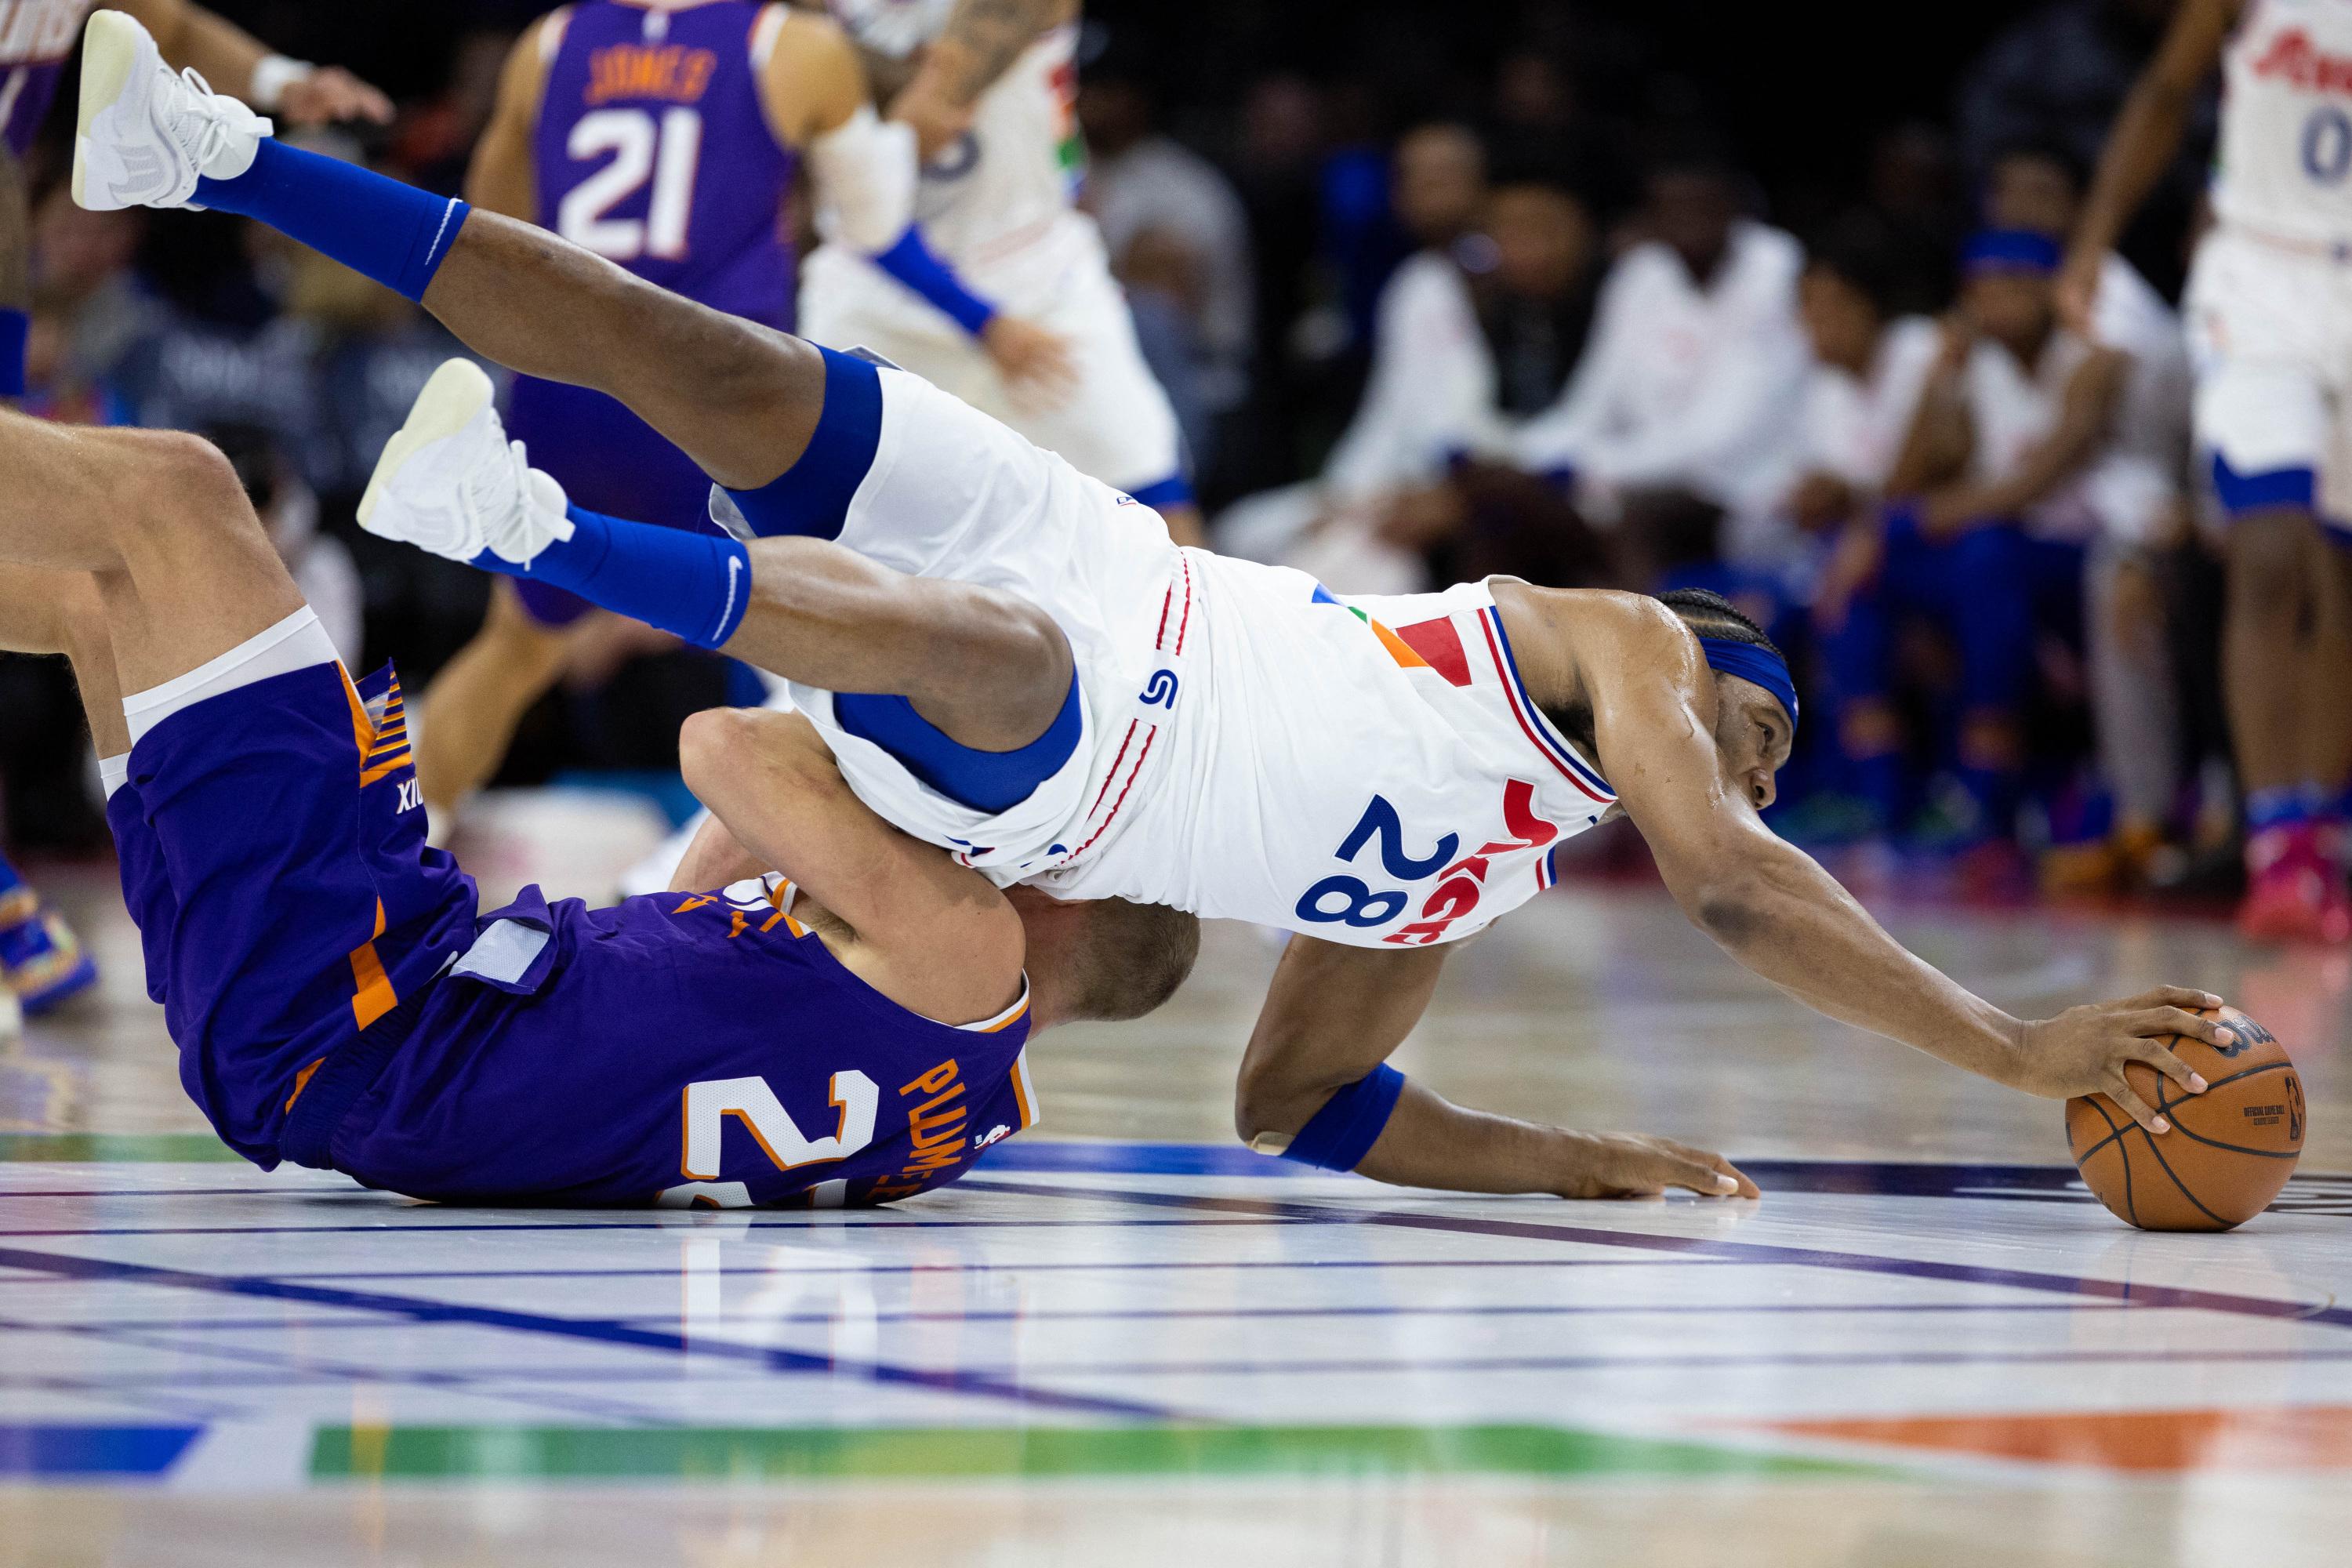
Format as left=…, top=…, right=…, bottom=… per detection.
left=2224, top=509, right=2313, bottom=796
left=724, top=535, right=1073, bottom=752
left=0, top=413, right=301, bottom=692
left=2303, top=532, right=2352, bottom=797
left=0, top=562, right=127, bottom=757
left=421, top=214, right=822, bottom=492
left=412, top=582, right=576, bottom=819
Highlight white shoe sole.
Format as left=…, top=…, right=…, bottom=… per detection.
left=359, top=358, right=497, bottom=534
left=72, top=10, right=151, bottom=211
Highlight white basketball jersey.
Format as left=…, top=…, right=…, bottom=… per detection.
left=1041, top=561, right=1624, bottom=949
left=910, top=25, right=1086, bottom=276
left=2214, top=0, right=2352, bottom=244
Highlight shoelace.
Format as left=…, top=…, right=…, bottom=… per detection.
left=172, top=67, right=262, bottom=173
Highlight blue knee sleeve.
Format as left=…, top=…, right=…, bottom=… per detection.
left=475, top=506, right=750, bottom=649
left=195, top=141, right=468, bottom=303
left=1277, top=1065, right=1408, bottom=1171
left=835, top=674, right=1082, bottom=814
left=720, top=348, right=883, bottom=541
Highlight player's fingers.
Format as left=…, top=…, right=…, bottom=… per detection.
left=1645, top=1145, right=1742, bottom=1197
left=2128, top=1040, right=2208, bottom=1095
left=2124, top=1007, right=2233, bottom=1049
left=2120, top=985, right=2224, bottom=1012
left=2105, top=1074, right=2172, bottom=1136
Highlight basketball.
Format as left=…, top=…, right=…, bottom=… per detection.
left=2066, top=1005, right=2305, bottom=1232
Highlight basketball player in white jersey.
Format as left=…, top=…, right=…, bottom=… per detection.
left=0, top=0, right=385, bottom=1023
left=80, top=22, right=2234, bottom=1200
left=403, top=0, right=1065, bottom=831
left=2063, top=0, right=2352, bottom=942
left=799, top=0, right=1207, bottom=546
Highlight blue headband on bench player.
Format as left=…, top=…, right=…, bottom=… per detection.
left=1275, top=1064, right=1408, bottom=1171
left=1698, top=637, right=1798, bottom=734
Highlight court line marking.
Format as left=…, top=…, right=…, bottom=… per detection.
left=0, top=1244, right=1185, bottom=1423
left=960, top=1180, right=2352, bottom=1330
left=0, top=1217, right=1301, bottom=1239
left=27, top=1301, right=2140, bottom=1334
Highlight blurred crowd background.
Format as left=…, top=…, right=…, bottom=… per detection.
left=0, top=0, right=2237, bottom=903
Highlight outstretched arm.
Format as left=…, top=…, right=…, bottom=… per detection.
left=1235, top=935, right=1758, bottom=1199
left=118, top=0, right=392, bottom=125
left=1562, top=593, right=2227, bottom=1134
left=889, top=0, right=1076, bottom=157
left=2058, top=0, right=2235, bottom=324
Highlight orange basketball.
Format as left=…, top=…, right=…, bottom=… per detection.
left=2065, top=1005, right=2304, bottom=1231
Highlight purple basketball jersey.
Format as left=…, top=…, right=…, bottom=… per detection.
left=533, top=0, right=797, bottom=328
left=337, top=878, right=1040, bottom=1208
left=0, top=2, right=89, bottom=157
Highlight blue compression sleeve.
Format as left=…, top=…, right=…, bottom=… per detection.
left=0, top=309, right=27, bottom=397
left=1277, top=1065, right=1408, bottom=1171
left=870, top=227, right=997, bottom=336
left=194, top=140, right=468, bottom=303
left=473, top=506, right=751, bottom=649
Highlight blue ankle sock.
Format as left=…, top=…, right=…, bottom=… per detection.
left=475, top=506, right=751, bottom=649
left=2247, top=786, right=2311, bottom=833
left=194, top=141, right=468, bottom=303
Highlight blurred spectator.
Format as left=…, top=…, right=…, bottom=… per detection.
left=1515, top=155, right=1809, bottom=579
left=1820, top=231, right=2132, bottom=858
left=1080, top=54, right=1255, bottom=468
left=1984, top=139, right=2194, bottom=890
left=1956, top=0, right=2212, bottom=295
left=28, top=191, right=154, bottom=413
left=1788, top=220, right=1944, bottom=550
left=1218, top=137, right=1609, bottom=595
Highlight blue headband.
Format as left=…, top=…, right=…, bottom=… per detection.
left=1700, top=637, right=1798, bottom=733
left=1961, top=228, right=2061, bottom=277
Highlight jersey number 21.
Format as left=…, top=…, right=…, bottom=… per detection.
left=561, top=107, right=703, bottom=261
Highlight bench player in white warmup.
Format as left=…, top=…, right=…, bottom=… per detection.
left=2063, top=0, right=2352, bottom=942
left=76, top=7, right=2242, bottom=1199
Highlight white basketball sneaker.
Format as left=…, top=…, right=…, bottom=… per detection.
left=361, top=359, right=573, bottom=567
left=73, top=9, right=273, bottom=212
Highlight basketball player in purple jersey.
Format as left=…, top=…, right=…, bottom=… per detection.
left=83, top=9, right=2242, bottom=1204
left=0, top=0, right=384, bottom=1022
left=415, top=0, right=1071, bottom=829
left=0, top=406, right=1196, bottom=1205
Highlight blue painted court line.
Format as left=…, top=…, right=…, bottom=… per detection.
left=0, top=1216, right=1300, bottom=1240
left=264, top=1257, right=1730, bottom=1283
left=962, top=1180, right=2352, bottom=1332
left=0, top=1425, right=198, bottom=1477
left=0, top=1244, right=1185, bottom=1424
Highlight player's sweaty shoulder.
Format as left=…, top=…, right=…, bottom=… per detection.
left=1487, top=581, right=1704, bottom=713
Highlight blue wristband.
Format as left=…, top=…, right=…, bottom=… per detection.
left=871, top=227, right=997, bottom=337
left=0, top=308, right=28, bottom=398
left=1277, top=1065, right=1408, bottom=1171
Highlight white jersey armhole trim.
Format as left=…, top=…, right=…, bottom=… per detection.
left=539, top=7, right=574, bottom=65
left=750, top=2, right=789, bottom=67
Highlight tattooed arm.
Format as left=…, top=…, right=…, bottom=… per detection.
left=890, top=0, right=1079, bottom=158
